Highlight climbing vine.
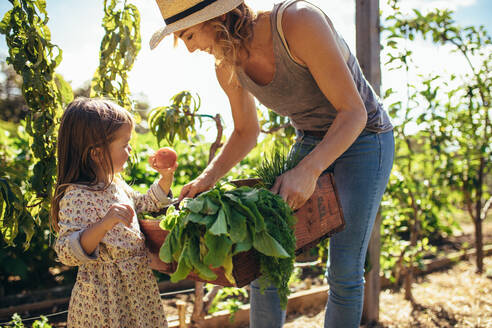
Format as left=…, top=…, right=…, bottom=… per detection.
left=0, top=0, right=73, bottom=247
left=90, top=0, right=141, bottom=110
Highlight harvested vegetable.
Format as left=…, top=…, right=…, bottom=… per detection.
left=158, top=185, right=296, bottom=309
left=256, top=147, right=302, bottom=189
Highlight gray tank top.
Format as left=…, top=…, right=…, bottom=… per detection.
left=236, top=0, right=393, bottom=133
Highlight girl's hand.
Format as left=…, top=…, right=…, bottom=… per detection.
left=271, top=167, right=317, bottom=210
left=150, top=160, right=178, bottom=195
left=79, top=203, right=134, bottom=256
left=100, top=203, right=135, bottom=232
left=178, top=173, right=215, bottom=201
left=149, top=155, right=179, bottom=176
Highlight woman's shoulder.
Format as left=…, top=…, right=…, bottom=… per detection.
left=280, top=1, right=346, bottom=62
left=281, top=1, right=328, bottom=30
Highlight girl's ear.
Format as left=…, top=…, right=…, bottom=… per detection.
left=90, top=147, right=101, bottom=163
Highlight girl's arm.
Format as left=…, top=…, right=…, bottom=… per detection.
left=79, top=203, right=134, bottom=255
left=55, top=190, right=131, bottom=266
left=121, top=166, right=176, bottom=213
left=178, top=64, right=260, bottom=200
left=271, top=2, right=368, bottom=209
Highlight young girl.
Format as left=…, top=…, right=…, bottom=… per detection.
left=51, top=97, right=175, bottom=328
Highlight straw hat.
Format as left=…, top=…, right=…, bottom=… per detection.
left=150, top=0, right=244, bottom=50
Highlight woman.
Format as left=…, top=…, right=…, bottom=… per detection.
left=150, top=0, right=394, bottom=327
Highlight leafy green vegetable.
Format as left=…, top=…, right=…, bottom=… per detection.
left=186, top=197, right=205, bottom=213
left=228, top=208, right=247, bottom=242
left=255, top=147, right=302, bottom=189
left=203, top=233, right=233, bottom=268
left=209, top=209, right=228, bottom=235
left=188, top=235, right=217, bottom=281
left=157, top=184, right=296, bottom=308
left=170, top=240, right=192, bottom=282
left=253, top=230, right=289, bottom=258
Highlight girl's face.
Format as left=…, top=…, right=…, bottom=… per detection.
left=175, top=22, right=216, bottom=54
left=108, top=123, right=133, bottom=174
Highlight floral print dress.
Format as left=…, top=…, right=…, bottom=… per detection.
left=55, top=179, right=170, bottom=328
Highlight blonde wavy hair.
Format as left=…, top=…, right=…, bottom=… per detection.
left=174, top=3, right=257, bottom=68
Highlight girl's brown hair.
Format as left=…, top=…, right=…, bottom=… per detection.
left=50, top=97, right=134, bottom=231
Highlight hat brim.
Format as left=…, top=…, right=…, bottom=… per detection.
left=150, top=0, right=244, bottom=50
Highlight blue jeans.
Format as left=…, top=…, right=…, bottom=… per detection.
left=249, top=129, right=394, bottom=328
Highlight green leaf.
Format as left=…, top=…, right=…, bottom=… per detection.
left=240, top=189, right=259, bottom=203
left=253, top=231, right=289, bottom=258
left=203, top=233, right=232, bottom=268
left=228, top=208, right=247, bottom=243
left=159, top=233, right=174, bottom=263
left=188, top=237, right=217, bottom=281
left=187, top=212, right=207, bottom=224
left=233, top=240, right=252, bottom=255
left=202, top=197, right=219, bottom=215
left=170, top=242, right=192, bottom=282
left=244, top=200, right=266, bottom=233
left=54, top=73, right=73, bottom=104
left=22, top=215, right=35, bottom=250
left=209, top=208, right=227, bottom=235
left=185, top=198, right=205, bottom=213
left=222, top=253, right=235, bottom=285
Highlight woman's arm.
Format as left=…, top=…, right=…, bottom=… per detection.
left=271, top=2, right=367, bottom=209
left=179, top=63, right=260, bottom=200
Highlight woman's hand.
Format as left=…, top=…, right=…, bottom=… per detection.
left=178, top=173, right=216, bottom=201
left=271, top=166, right=318, bottom=210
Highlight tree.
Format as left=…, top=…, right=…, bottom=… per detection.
left=0, top=0, right=73, bottom=249
left=385, top=0, right=491, bottom=274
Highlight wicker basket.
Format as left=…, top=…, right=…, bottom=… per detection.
left=138, top=218, right=260, bottom=287
left=230, top=172, right=345, bottom=255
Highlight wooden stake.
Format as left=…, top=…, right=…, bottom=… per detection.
left=356, top=0, right=382, bottom=324
left=177, top=300, right=187, bottom=328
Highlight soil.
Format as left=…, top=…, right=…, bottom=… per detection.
left=158, top=255, right=492, bottom=328
left=277, top=219, right=492, bottom=328
left=283, top=256, right=492, bottom=328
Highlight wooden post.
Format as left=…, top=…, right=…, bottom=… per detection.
left=177, top=300, right=188, bottom=328
left=356, top=0, right=381, bottom=96
left=190, top=117, right=224, bottom=327
left=356, top=0, right=382, bottom=325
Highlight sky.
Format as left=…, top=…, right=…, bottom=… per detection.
left=0, top=0, right=491, bottom=138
